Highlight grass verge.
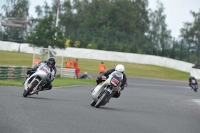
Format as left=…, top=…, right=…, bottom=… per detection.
left=0, top=50, right=190, bottom=86
left=0, top=78, right=96, bottom=87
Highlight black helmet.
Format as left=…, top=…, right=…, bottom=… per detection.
left=47, top=57, right=56, bottom=68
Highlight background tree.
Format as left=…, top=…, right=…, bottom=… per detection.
left=26, top=14, right=65, bottom=49
left=1, top=0, right=199, bottom=64
left=180, top=9, right=200, bottom=65
left=35, top=5, right=43, bottom=18
left=147, top=1, right=171, bottom=56
left=1, top=0, right=30, bottom=42
left=59, top=0, right=150, bottom=53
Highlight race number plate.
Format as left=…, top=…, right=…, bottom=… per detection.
left=42, top=67, right=49, bottom=74
left=111, top=78, right=119, bottom=86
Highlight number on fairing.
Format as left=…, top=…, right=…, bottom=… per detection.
left=192, top=79, right=196, bottom=84
left=42, top=67, right=49, bottom=74
left=111, top=78, right=119, bottom=86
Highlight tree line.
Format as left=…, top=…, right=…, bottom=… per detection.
left=1, top=0, right=200, bottom=65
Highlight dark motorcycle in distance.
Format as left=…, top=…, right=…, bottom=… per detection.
left=191, top=83, right=198, bottom=92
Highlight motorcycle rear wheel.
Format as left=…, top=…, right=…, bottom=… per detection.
left=23, top=80, right=38, bottom=97
left=95, top=91, right=110, bottom=108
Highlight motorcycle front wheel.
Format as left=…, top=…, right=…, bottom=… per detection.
left=90, top=100, right=96, bottom=106
left=95, top=91, right=110, bottom=108
left=23, top=80, right=38, bottom=97
left=192, top=85, right=198, bottom=92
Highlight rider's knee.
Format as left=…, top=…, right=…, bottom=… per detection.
left=47, top=84, right=52, bottom=90
left=112, top=92, right=121, bottom=98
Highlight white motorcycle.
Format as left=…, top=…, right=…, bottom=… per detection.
left=23, top=63, right=52, bottom=97
left=91, top=71, right=123, bottom=108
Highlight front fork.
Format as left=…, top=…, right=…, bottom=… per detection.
left=102, top=87, right=116, bottom=105
left=29, top=78, right=42, bottom=94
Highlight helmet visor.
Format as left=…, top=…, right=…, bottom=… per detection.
left=47, top=62, right=54, bottom=68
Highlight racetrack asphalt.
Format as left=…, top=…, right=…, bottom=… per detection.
left=0, top=77, right=200, bottom=133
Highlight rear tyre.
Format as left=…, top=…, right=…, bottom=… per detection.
left=23, top=80, right=38, bottom=97
left=95, top=91, right=110, bottom=108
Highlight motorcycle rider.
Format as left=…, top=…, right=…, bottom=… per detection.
left=95, top=64, right=127, bottom=98
left=189, top=75, right=198, bottom=90
left=23, top=57, right=57, bottom=93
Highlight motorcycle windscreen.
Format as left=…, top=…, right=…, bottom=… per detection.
left=110, top=78, right=120, bottom=86
left=38, top=65, right=51, bottom=75
left=110, top=71, right=123, bottom=87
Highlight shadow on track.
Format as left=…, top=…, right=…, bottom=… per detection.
left=99, top=106, right=122, bottom=111
left=24, top=96, right=65, bottom=101
left=93, top=106, right=135, bottom=113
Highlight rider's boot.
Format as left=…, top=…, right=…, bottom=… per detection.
left=35, top=86, right=42, bottom=95
left=35, top=86, right=46, bottom=95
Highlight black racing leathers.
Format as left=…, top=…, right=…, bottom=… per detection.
left=189, top=76, right=197, bottom=87
left=96, top=68, right=127, bottom=98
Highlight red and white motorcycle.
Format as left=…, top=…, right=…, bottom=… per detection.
left=90, top=71, right=123, bottom=108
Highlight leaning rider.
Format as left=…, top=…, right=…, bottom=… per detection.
left=189, top=75, right=198, bottom=90
left=96, top=64, right=127, bottom=98
left=23, top=57, right=57, bottom=93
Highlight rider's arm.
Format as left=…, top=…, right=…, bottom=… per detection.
left=32, top=61, right=46, bottom=71
left=32, top=63, right=40, bottom=71
left=120, top=73, right=127, bottom=90
left=189, top=78, right=192, bottom=86
left=195, top=79, right=198, bottom=85
left=53, top=67, right=57, bottom=75
left=49, top=67, right=57, bottom=82
left=100, top=69, right=115, bottom=77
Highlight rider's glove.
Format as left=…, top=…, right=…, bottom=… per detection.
left=120, top=86, right=124, bottom=91
left=97, top=76, right=106, bottom=80
left=118, top=87, right=124, bottom=93
left=101, top=76, right=106, bottom=80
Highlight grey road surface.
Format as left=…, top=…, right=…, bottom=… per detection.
left=0, top=77, right=200, bottom=133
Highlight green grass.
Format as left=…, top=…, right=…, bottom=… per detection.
left=52, top=78, right=96, bottom=86
left=0, top=50, right=190, bottom=86
left=0, top=79, right=25, bottom=86
left=0, top=78, right=96, bottom=87
left=0, top=51, right=33, bottom=66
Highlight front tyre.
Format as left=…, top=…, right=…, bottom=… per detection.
left=95, top=91, right=110, bottom=108
left=23, top=80, right=38, bottom=97
left=193, top=85, right=198, bottom=92
left=90, top=100, right=96, bottom=106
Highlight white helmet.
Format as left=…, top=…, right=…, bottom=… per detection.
left=115, top=64, right=125, bottom=73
